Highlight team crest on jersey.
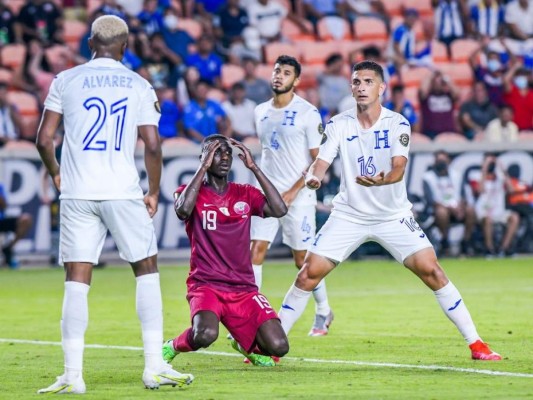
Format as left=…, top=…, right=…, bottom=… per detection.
left=317, top=123, right=324, bottom=135
left=399, top=133, right=409, bottom=147
left=154, top=101, right=161, bottom=113
left=234, top=201, right=250, bottom=215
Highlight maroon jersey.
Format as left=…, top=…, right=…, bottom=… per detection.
left=177, top=182, right=267, bottom=292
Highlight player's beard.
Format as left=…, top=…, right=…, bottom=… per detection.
left=272, top=82, right=294, bottom=95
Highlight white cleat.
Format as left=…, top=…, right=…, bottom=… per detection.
left=308, top=310, right=334, bottom=337
left=37, top=374, right=86, bottom=395
left=142, top=364, right=194, bottom=389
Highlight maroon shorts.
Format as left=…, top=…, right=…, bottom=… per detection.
left=187, top=285, right=279, bottom=353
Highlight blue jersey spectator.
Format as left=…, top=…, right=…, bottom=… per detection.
left=391, top=11, right=417, bottom=61
left=185, top=35, right=223, bottom=87
left=433, top=0, right=465, bottom=46
left=137, top=0, right=164, bottom=36
left=383, top=84, right=419, bottom=131
left=195, top=0, right=226, bottom=14
left=183, top=80, right=227, bottom=142
left=161, top=12, right=195, bottom=61
left=470, top=0, right=505, bottom=38
left=159, top=98, right=182, bottom=139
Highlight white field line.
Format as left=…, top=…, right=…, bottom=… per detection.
left=1, top=338, right=532, bottom=379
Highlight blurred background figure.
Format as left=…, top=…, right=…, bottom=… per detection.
left=484, top=104, right=519, bottom=143
left=222, top=82, right=256, bottom=141
left=383, top=84, right=419, bottom=132
left=459, top=81, right=498, bottom=140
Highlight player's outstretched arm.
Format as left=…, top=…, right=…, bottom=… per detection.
left=175, top=140, right=220, bottom=219
left=36, top=110, right=62, bottom=191
left=138, top=125, right=162, bottom=217
left=304, top=158, right=331, bottom=191
left=229, top=138, right=287, bottom=218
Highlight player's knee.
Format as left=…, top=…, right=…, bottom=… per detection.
left=269, top=336, right=289, bottom=357
left=193, top=326, right=218, bottom=348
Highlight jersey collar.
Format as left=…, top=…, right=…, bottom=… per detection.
left=88, top=57, right=123, bottom=67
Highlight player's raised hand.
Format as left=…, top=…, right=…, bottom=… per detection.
left=303, top=171, right=321, bottom=190
left=200, top=140, right=220, bottom=169
left=229, top=138, right=257, bottom=170
left=356, top=171, right=385, bottom=187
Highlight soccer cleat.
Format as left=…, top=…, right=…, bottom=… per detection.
left=469, top=340, right=502, bottom=361
left=2, top=246, right=18, bottom=269
left=162, top=339, right=179, bottom=363
left=37, top=374, right=86, bottom=394
left=308, top=310, right=334, bottom=336
left=229, top=338, right=275, bottom=367
left=243, top=356, right=280, bottom=364
left=143, top=364, right=194, bottom=389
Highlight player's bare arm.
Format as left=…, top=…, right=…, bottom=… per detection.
left=282, top=147, right=320, bottom=206
left=356, top=156, right=407, bottom=187
left=36, top=109, right=63, bottom=191
left=230, top=138, right=287, bottom=218
left=174, top=140, right=220, bottom=219
left=304, top=158, right=331, bottom=191
left=138, top=125, right=162, bottom=218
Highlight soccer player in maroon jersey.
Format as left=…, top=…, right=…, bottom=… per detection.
left=162, top=134, right=290, bottom=367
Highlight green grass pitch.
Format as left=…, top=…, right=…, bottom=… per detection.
left=1, top=257, right=532, bottom=399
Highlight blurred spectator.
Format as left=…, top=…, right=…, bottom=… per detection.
left=504, top=0, right=533, bottom=40
left=475, top=153, right=519, bottom=257
left=176, top=66, right=200, bottom=108
left=469, top=0, right=505, bottom=38
left=183, top=79, right=228, bottom=142
left=137, top=0, right=165, bottom=36
left=0, top=1, right=19, bottom=45
left=419, top=70, right=460, bottom=138
left=78, top=10, right=104, bottom=60
left=121, top=31, right=147, bottom=74
left=432, top=0, right=467, bottom=50
left=302, top=0, right=345, bottom=29
left=16, top=0, right=63, bottom=46
left=389, top=8, right=432, bottom=75
left=95, top=0, right=128, bottom=21
left=161, top=9, right=195, bottom=62
left=343, top=0, right=390, bottom=30
left=318, top=53, right=351, bottom=114
left=503, top=64, right=533, bottom=130
left=484, top=104, right=519, bottom=142
left=213, top=0, right=249, bottom=49
left=157, top=89, right=182, bottom=140
left=116, top=0, right=144, bottom=16
left=247, top=0, right=288, bottom=42
left=142, top=32, right=182, bottom=89
left=459, top=81, right=499, bottom=139
left=469, top=40, right=508, bottom=106
left=383, top=84, right=419, bottom=132
left=423, top=150, right=476, bottom=256
left=185, top=35, right=223, bottom=88
left=304, top=87, right=330, bottom=123
left=194, top=0, right=226, bottom=16
left=222, top=82, right=256, bottom=140
left=0, top=183, right=32, bottom=269
left=239, top=57, right=272, bottom=104
left=228, top=26, right=262, bottom=63
left=0, top=82, right=21, bottom=145
left=506, top=165, right=533, bottom=236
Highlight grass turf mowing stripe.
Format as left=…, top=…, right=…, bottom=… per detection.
left=2, top=338, right=532, bottom=379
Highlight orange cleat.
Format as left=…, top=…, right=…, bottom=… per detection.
left=469, top=340, right=502, bottom=361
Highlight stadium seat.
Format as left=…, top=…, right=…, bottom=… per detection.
left=317, top=16, right=352, bottom=41
left=402, top=0, right=434, bottom=18
left=438, top=62, right=473, bottom=87
left=255, top=63, right=274, bottom=81
left=451, top=39, right=480, bottom=63
left=221, top=64, right=245, bottom=89
left=403, top=86, right=420, bottom=110
left=353, top=17, right=388, bottom=47
left=281, top=18, right=315, bottom=42
left=264, top=42, right=300, bottom=64
left=162, top=137, right=196, bottom=148
left=401, top=67, right=432, bottom=88
left=339, top=40, right=365, bottom=62
left=7, top=91, right=39, bottom=116
left=411, top=132, right=432, bottom=143
left=64, top=20, right=88, bottom=52
left=434, top=132, right=468, bottom=142
left=0, top=44, right=26, bottom=70
left=177, top=18, right=203, bottom=40
left=300, top=41, right=342, bottom=65
left=0, top=68, right=13, bottom=85
left=430, top=40, right=449, bottom=64
left=383, top=1, right=403, bottom=17
left=298, top=64, right=324, bottom=90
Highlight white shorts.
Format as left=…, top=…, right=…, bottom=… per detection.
left=476, top=206, right=512, bottom=224
left=311, top=214, right=433, bottom=263
left=59, top=199, right=158, bottom=264
left=250, top=205, right=316, bottom=251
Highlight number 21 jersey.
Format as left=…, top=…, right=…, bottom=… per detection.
left=44, top=57, right=160, bottom=200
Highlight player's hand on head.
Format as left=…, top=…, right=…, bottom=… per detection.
left=229, top=138, right=256, bottom=170
left=144, top=193, right=159, bottom=218
left=200, top=140, right=220, bottom=169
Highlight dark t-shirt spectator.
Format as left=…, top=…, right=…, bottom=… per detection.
left=0, top=6, right=17, bottom=45
left=183, top=99, right=226, bottom=140
left=162, top=29, right=194, bottom=61
left=420, top=93, right=457, bottom=137
left=196, top=0, right=226, bottom=14
left=18, top=1, right=62, bottom=44
left=240, top=78, right=272, bottom=105
left=145, top=56, right=179, bottom=89
left=459, top=100, right=498, bottom=130
left=214, top=5, right=249, bottom=45
left=474, top=67, right=505, bottom=106
left=137, top=9, right=164, bottom=36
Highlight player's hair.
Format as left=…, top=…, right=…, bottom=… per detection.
left=202, top=134, right=228, bottom=149
left=352, top=60, right=385, bottom=82
left=275, top=55, right=301, bottom=77
left=90, top=15, right=128, bottom=45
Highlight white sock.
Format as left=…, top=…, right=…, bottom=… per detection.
left=136, top=273, right=164, bottom=371
left=252, top=264, right=263, bottom=290
left=313, top=279, right=331, bottom=316
left=278, top=284, right=312, bottom=335
left=61, top=281, right=90, bottom=382
left=434, top=281, right=480, bottom=344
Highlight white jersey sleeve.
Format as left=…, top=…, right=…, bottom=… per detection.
left=390, top=115, right=411, bottom=160
left=44, top=75, right=64, bottom=114
left=317, top=119, right=341, bottom=165
left=303, top=108, right=324, bottom=150
left=137, top=83, right=160, bottom=126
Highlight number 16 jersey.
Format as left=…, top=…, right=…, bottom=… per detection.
left=44, top=57, right=160, bottom=200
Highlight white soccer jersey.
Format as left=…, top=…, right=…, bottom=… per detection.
left=255, top=94, right=323, bottom=206
left=318, top=107, right=412, bottom=223
left=44, top=57, right=160, bottom=200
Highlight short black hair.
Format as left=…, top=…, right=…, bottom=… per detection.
left=325, top=53, right=343, bottom=67
left=392, top=84, right=405, bottom=93
left=274, top=55, right=301, bottom=77
left=352, top=60, right=384, bottom=82
left=231, top=82, right=245, bottom=91
left=0, top=82, right=8, bottom=89
left=202, top=134, right=228, bottom=149
left=362, top=45, right=381, bottom=59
